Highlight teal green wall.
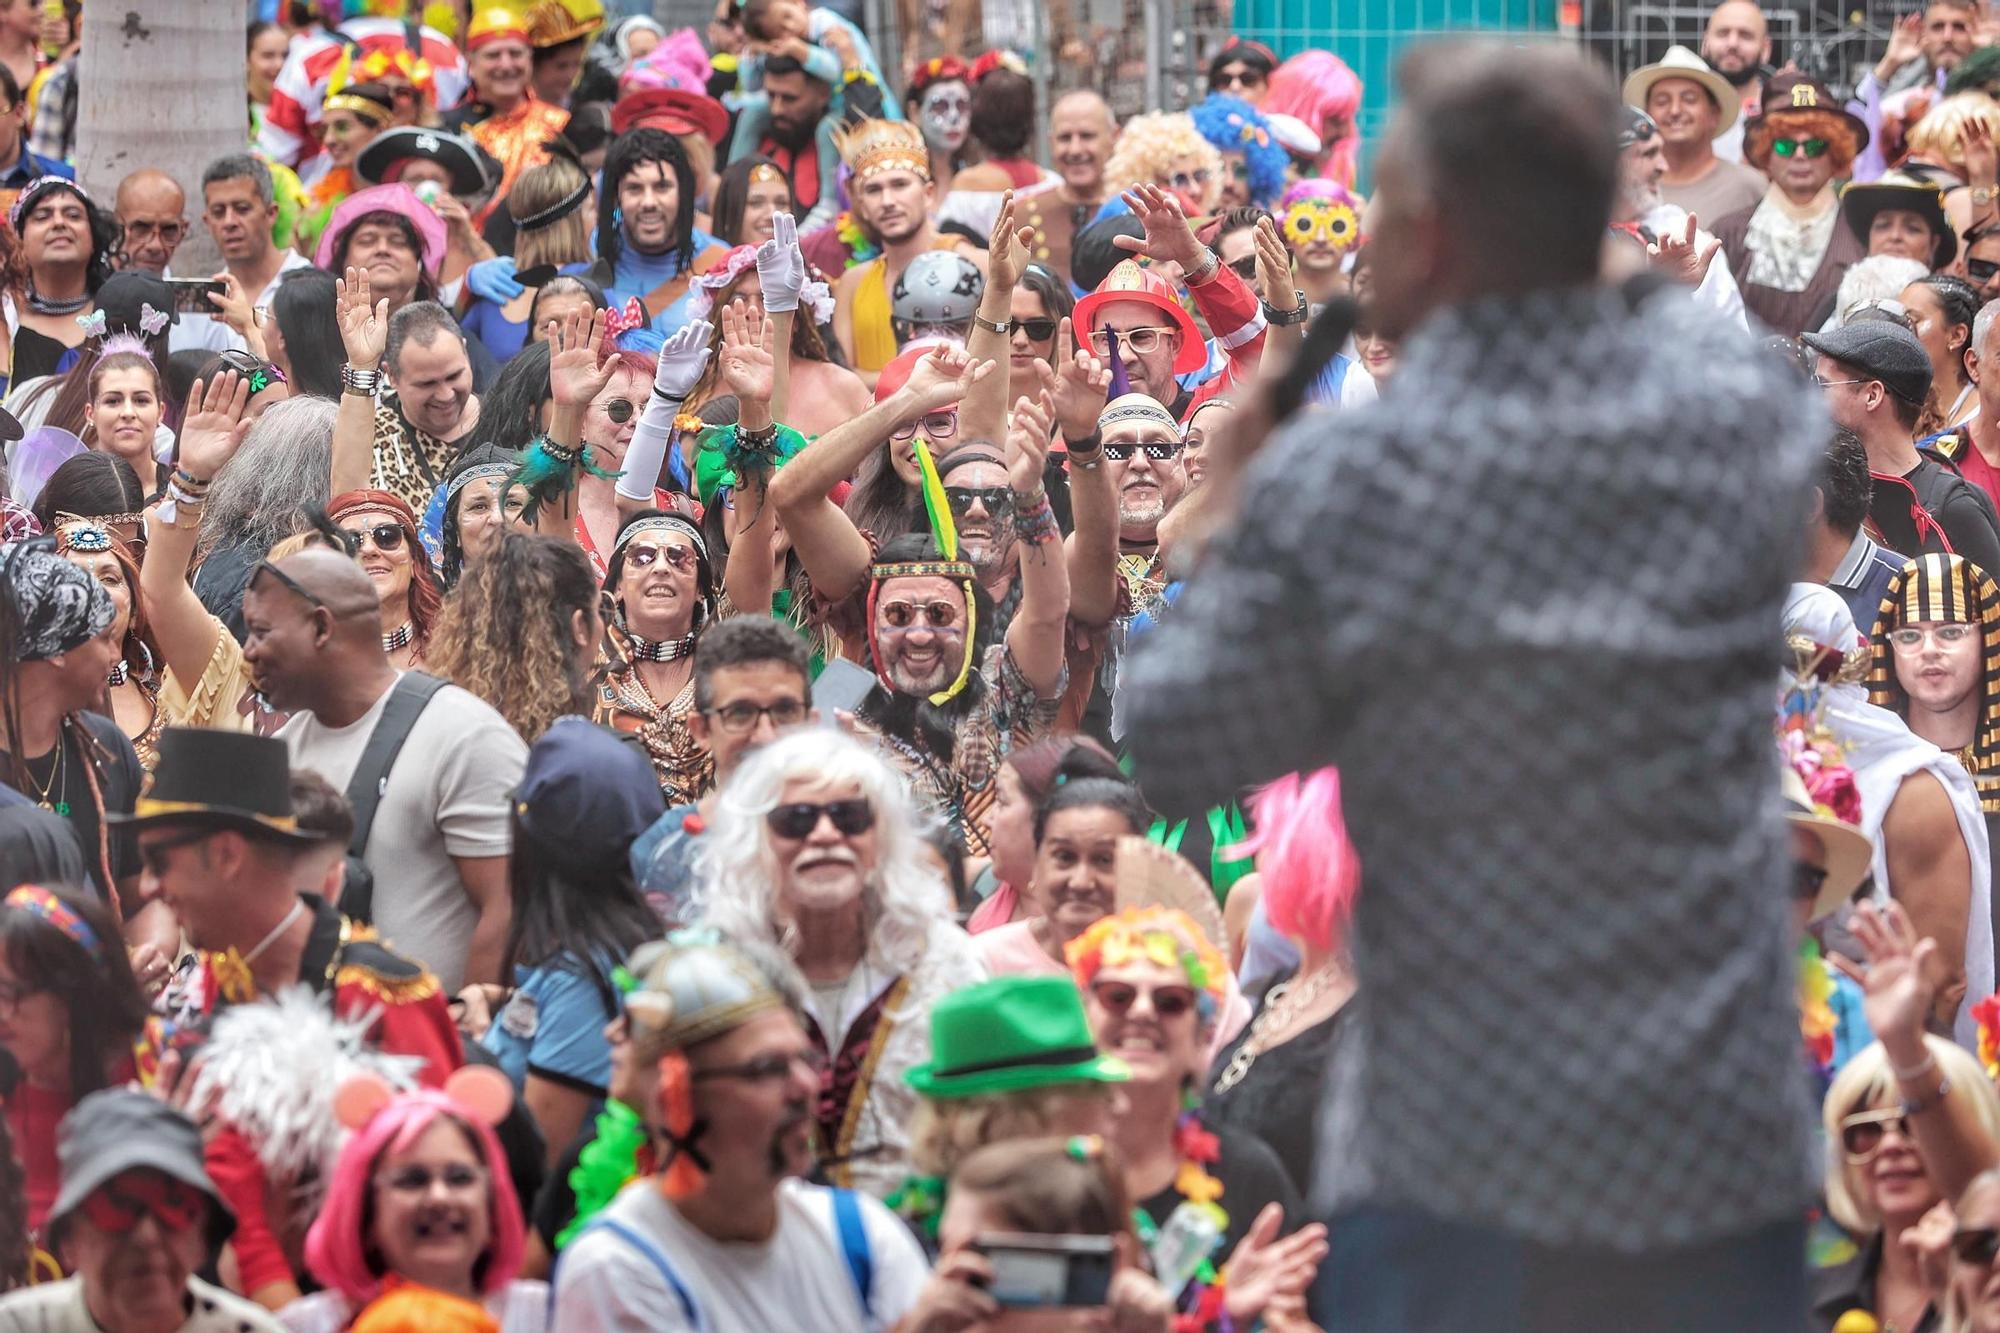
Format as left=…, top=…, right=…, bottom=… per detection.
left=1234, top=0, right=1561, bottom=188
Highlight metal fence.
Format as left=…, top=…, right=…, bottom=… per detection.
left=1576, top=0, right=1902, bottom=100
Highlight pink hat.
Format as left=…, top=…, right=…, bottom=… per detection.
left=314, top=183, right=448, bottom=278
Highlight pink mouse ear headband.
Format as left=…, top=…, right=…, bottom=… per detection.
left=334, top=1065, right=515, bottom=1132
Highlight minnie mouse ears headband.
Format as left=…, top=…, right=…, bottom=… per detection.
left=333, top=1064, right=515, bottom=1132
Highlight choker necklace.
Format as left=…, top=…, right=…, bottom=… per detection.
left=383, top=623, right=413, bottom=653
left=26, top=287, right=88, bottom=316
left=106, top=660, right=129, bottom=687
left=628, top=627, right=698, bottom=662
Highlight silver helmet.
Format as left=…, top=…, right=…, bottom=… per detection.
left=891, top=251, right=984, bottom=329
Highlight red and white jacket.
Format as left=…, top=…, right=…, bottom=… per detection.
left=256, top=19, right=469, bottom=170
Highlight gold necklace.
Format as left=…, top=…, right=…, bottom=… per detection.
left=1211, top=965, right=1341, bottom=1095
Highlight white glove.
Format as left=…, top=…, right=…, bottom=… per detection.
left=755, top=212, right=806, bottom=314
left=652, top=319, right=714, bottom=403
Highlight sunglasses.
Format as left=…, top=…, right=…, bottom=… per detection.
left=1793, top=862, right=1829, bottom=902
left=1213, top=69, right=1265, bottom=89
left=1840, top=1107, right=1913, bottom=1161
left=1889, top=623, right=1975, bottom=649
left=1102, top=439, right=1182, bottom=462
left=1227, top=255, right=1258, bottom=281
left=137, top=827, right=216, bottom=878
left=1771, top=137, right=1830, bottom=159
left=703, top=698, right=808, bottom=734
left=890, top=410, right=959, bottom=442
left=1955, top=1227, right=2000, bottom=1267
left=1006, top=317, right=1058, bottom=341
left=604, top=397, right=636, bottom=424
left=377, top=1163, right=487, bottom=1195
left=344, top=522, right=406, bottom=553
left=625, top=542, right=698, bottom=573
left=81, top=1173, right=208, bottom=1235
left=1091, top=979, right=1198, bottom=1019
left=250, top=560, right=329, bottom=612
left=945, top=485, right=1014, bottom=517
left=766, top=798, right=875, bottom=839
left=1085, top=326, right=1174, bottom=355
left=1972, top=256, right=2000, bottom=284
left=880, top=599, right=962, bottom=629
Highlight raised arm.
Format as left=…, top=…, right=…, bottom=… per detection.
left=141, top=371, right=252, bottom=692
left=756, top=212, right=808, bottom=426
left=1048, top=326, right=1117, bottom=624
left=1254, top=216, right=1305, bottom=368
left=331, top=267, right=389, bottom=496
left=619, top=319, right=714, bottom=524
left=529, top=306, right=618, bottom=541
left=1002, top=391, right=1070, bottom=697
left=715, top=301, right=785, bottom=616
left=962, top=191, right=1031, bottom=443
left=1117, top=183, right=1265, bottom=387
left=769, top=344, right=993, bottom=599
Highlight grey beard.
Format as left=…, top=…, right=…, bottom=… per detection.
left=1120, top=495, right=1167, bottom=529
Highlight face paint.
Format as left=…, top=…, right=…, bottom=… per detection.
left=919, top=83, right=972, bottom=153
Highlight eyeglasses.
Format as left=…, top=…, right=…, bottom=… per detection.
left=344, top=522, right=406, bottom=553
left=1812, top=376, right=1868, bottom=390
left=1954, top=1227, right=2000, bottom=1267
left=1972, top=257, right=2000, bottom=285
left=0, top=979, right=42, bottom=1015
left=1006, top=317, right=1058, bottom=341
left=766, top=798, right=875, bottom=839
left=138, top=827, right=216, bottom=878
left=1085, top=326, right=1174, bottom=356
left=1226, top=255, right=1258, bottom=281
left=1840, top=1106, right=1914, bottom=1161
left=80, top=1173, right=208, bottom=1236
left=703, top=698, right=809, bottom=734
left=880, top=599, right=962, bottom=630
left=691, top=1049, right=828, bottom=1084
left=1102, top=439, right=1182, bottom=462
left=1090, top=979, right=1198, bottom=1019
left=624, top=542, right=698, bottom=573
left=376, top=1163, right=488, bottom=1195
left=1771, top=137, right=1831, bottom=159
left=945, top=485, right=1014, bottom=517
left=1889, top=622, right=1976, bottom=650
left=890, top=410, right=959, bottom=442
left=603, top=397, right=636, bottom=424
left=1165, top=168, right=1212, bottom=192
left=1792, top=862, right=1829, bottom=902
left=121, top=219, right=185, bottom=244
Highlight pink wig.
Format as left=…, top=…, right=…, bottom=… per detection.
left=1277, top=177, right=1361, bottom=212
left=304, top=1091, right=525, bottom=1307
left=1265, top=51, right=1364, bottom=189
left=1230, top=767, right=1361, bottom=955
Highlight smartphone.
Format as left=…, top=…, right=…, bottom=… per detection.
left=811, top=656, right=876, bottom=719
left=973, top=1232, right=1115, bottom=1308
left=167, top=278, right=224, bottom=315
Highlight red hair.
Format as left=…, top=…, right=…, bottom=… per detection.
left=303, top=1091, right=524, bottom=1306
left=329, top=488, right=443, bottom=649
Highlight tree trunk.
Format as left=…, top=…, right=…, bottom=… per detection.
left=75, top=0, right=245, bottom=275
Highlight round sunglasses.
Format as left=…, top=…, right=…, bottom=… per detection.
left=344, top=522, right=406, bottom=553
left=880, top=598, right=962, bottom=629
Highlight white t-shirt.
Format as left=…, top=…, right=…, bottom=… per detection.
left=279, top=675, right=525, bottom=992
left=551, top=1178, right=927, bottom=1332
left=0, top=1275, right=281, bottom=1331
left=171, top=250, right=318, bottom=354
left=279, top=1280, right=547, bottom=1333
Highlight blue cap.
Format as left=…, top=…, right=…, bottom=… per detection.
left=514, top=717, right=666, bottom=872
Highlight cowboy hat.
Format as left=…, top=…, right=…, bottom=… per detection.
left=1623, top=44, right=1741, bottom=135
left=1841, top=172, right=1957, bottom=268
left=1782, top=766, right=1873, bottom=920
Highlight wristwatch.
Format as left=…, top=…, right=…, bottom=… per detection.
left=1263, top=292, right=1310, bottom=326
left=1975, top=186, right=1999, bottom=208
left=1184, top=248, right=1221, bottom=287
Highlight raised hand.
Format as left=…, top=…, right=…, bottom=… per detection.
left=1255, top=216, right=1298, bottom=309
left=1968, top=115, right=1998, bottom=190
left=901, top=343, right=993, bottom=412
left=1841, top=898, right=1941, bottom=1049
left=1113, top=181, right=1205, bottom=271
left=1647, top=213, right=1721, bottom=287
left=335, top=266, right=389, bottom=370
left=546, top=305, right=616, bottom=409
left=654, top=318, right=715, bottom=402
left=718, top=300, right=777, bottom=405
left=1044, top=317, right=1112, bottom=440
left=1004, top=392, right=1054, bottom=495
left=176, top=371, right=254, bottom=478
left=986, top=190, right=1035, bottom=292
left=207, top=270, right=257, bottom=336
left=1878, top=10, right=1923, bottom=78
left=755, top=211, right=807, bottom=314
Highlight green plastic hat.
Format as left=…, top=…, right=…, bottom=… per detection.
left=906, top=975, right=1130, bottom=1099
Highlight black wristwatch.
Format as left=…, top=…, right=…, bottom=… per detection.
left=1263, top=292, right=1310, bottom=326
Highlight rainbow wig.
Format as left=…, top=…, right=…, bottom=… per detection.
left=1188, top=94, right=1289, bottom=209
left=1265, top=51, right=1363, bottom=189
left=304, top=1090, right=526, bottom=1307
left=1067, top=906, right=1229, bottom=1028
left=1229, top=768, right=1360, bottom=956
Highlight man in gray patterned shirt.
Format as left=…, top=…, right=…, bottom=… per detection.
left=1123, top=39, right=1822, bottom=1331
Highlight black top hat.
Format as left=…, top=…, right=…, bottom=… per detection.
left=108, top=728, right=319, bottom=844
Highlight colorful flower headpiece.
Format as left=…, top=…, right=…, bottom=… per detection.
left=970, top=49, right=1026, bottom=83
left=910, top=55, right=970, bottom=94
left=1066, top=907, right=1229, bottom=1020
left=1977, top=993, right=2000, bottom=1079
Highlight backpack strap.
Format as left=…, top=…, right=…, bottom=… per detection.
left=345, top=672, right=449, bottom=861
left=830, top=1186, right=874, bottom=1319
left=569, top=1216, right=703, bottom=1329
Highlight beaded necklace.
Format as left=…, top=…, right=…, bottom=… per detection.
left=627, top=627, right=699, bottom=662
left=1130, top=1109, right=1230, bottom=1333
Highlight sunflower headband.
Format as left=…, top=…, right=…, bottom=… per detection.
left=1284, top=197, right=1360, bottom=253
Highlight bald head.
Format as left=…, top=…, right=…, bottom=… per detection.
left=114, top=169, right=189, bottom=275
left=242, top=548, right=393, bottom=715
left=1051, top=91, right=1118, bottom=199
left=1702, top=1, right=1770, bottom=85
left=273, top=549, right=384, bottom=625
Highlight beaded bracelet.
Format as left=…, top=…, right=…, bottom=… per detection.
left=1012, top=491, right=1059, bottom=545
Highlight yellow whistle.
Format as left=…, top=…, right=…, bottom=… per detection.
left=1832, top=1312, right=1882, bottom=1333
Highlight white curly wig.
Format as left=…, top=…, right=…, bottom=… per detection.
left=1103, top=111, right=1224, bottom=214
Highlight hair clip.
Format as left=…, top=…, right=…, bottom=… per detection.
left=137, top=303, right=169, bottom=337
left=75, top=309, right=106, bottom=338
left=1065, top=1134, right=1103, bottom=1162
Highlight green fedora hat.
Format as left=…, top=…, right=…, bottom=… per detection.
left=907, top=975, right=1130, bottom=1099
